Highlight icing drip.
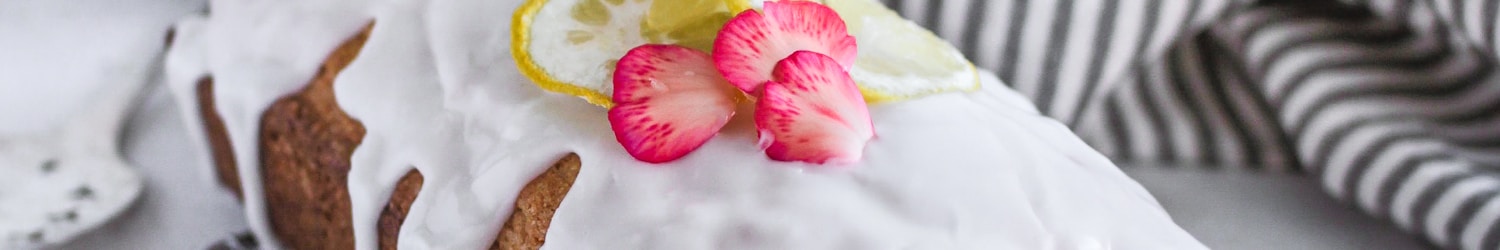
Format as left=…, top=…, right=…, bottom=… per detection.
left=164, top=0, right=372, bottom=248
left=167, top=0, right=1205, bottom=248
left=338, top=0, right=1205, bottom=249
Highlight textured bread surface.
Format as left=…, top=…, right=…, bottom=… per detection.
left=196, top=25, right=579, bottom=250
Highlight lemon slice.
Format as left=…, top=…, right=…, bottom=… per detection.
left=729, top=0, right=980, bottom=102
left=725, top=0, right=791, bottom=11
left=514, top=0, right=740, bottom=107
left=823, top=0, right=979, bottom=102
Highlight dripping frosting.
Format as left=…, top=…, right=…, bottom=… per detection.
left=165, top=0, right=373, bottom=248
left=165, top=0, right=1206, bottom=249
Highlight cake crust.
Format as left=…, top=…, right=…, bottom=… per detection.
left=195, top=25, right=578, bottom=250
left=196, top=77, right=242, bottom=199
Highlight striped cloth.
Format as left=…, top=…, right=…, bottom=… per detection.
left=881, top=0, right=1500, bottom=249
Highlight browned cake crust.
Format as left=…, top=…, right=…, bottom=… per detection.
left=197, top=77, right=242, bottom=199
left=498, top=154, right=580, bottom=250
left=195, top=24, right=578, bottom=250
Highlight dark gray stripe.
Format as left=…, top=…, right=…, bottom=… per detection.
left=1393, top=0, right=1416, bottom=25
left=1284, top=26, right=1454, bottom=134
left=959, top=0, right=990, bottom=60
left=1132, top=0, right=1164, bottom=61
left=1407, top=171, right=1471, bottom=244
left=1254, top=18, right=1409, bottom=77
left=887, top=0, right=905, bottom=16
left=1033, top=0, right=1076, bottom=115
left=1203, top=32, right=1304, bottom=171
left=1487, top=0, right=1500, bottom=53
left=1340, top=89, right=1500, bottom=204
left=1297, top=53, right=1489, bottom=161
left=1302, top=61, right=1488, bottom=169
left=1300, top=50, right=1491, bottom=172
left=998, top=0, right=1030, bottom=84
left=1107, top=0, right=1164, bottom=163
left=1335, top=131, right=1426, bottom=205
left=1274, top=42, right=1450, bottom=111
left=923, top=0, right=944, bottom=35
left=1105, top=95, right=1135, bottom=160
left=1159, top=0, right=1211, bottom=162
left=1133, top=64, right=1177, bottom=161
left=1066, top=0, right=1121, bottom=127
left=1377, top=154, right=1449, bottom=217
left=1172, top=0, right=1204, bottom=47
left=1445, top=188, right=1499, bottom=248
left=1238, top=4, right=1372, bottom=71
left=1484, top=212, right=1500, bottom=250
left=1450, top=0, right=1468, bottom=42
left=1165, top=43, right=1219, bottom=164
left=1193, top=33, right=1261, bottom=168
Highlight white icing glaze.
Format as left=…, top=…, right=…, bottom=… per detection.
left=164, top=0, right=372, bottom=248
left=351, top=0, right=1204, bottom=249
left=167, top=0, right=1206, bottom=249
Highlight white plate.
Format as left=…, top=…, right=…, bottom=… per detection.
left=0, top=135, right=144, bottom=248
left=0, top=0, right=204, bottom=247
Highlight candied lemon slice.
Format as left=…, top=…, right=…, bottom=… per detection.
left=734, top=0, right=979, bottom=102
left=514, top=0, right=740, bottom=107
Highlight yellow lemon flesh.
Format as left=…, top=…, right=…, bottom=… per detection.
left=732, top=0, right=979, bottom=103
left=514, top=0, right=741, bottom=107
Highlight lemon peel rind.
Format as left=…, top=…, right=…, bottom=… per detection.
left=855, top=62, right=981, bottom=104
left=512, top=0, right=978, bottom=107
left=513, top=0, right=617, bottom=108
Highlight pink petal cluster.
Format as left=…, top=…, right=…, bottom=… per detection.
left=607, top=1, right=874, bottom=165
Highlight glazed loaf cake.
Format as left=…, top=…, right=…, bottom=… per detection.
left=164, top=0, right=1205, bottom=249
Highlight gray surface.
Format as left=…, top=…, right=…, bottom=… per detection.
left=1125, top=165, right=1431, bottom=250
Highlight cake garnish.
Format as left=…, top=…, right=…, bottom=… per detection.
left=606, top=0, right=874, bottom=165
left=514, top=0, right=981, bottom=107
left=609, top=44, right=741, bottom=163
left=713, top=0, right=857, bottom=94
left=512, top=0, right=741, bottom=107
left=755, top=51, right=873, bottom=164
left=821, top=0, right=981, bottom=103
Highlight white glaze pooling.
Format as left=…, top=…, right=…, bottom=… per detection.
left=167, top=0, right=1205, bottom=248
left=164, top=0, right=372, bottom=248
left=342, top=0, right=1204, bottom=249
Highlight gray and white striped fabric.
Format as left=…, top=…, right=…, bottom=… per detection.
left=881, top=0, right=1500, bottom=249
